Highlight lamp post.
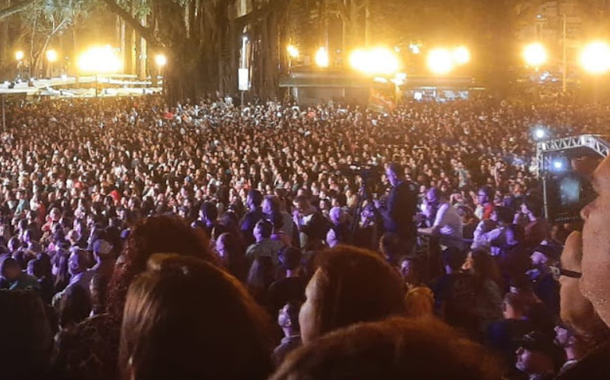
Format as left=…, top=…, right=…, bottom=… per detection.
left=15, top=51, right=24, bottom=80
left=155, top=54, right=167, bottom=94
left=46, top=49, right=58, bottom=78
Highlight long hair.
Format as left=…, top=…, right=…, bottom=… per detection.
left=309, top=245, right=406, bottom=340
left=119, top=254, right=273, bottom=380
left=106, top=216, right=216, bottom=320
left=470, top=248, right=504, bottom=290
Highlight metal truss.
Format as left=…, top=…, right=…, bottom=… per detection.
left=536, top=134, right=610, bottom=176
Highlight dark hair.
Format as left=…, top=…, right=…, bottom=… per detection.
left=470, top=248, right=504, bottom=290
left=255, top=219, right=273, bottom=239
left=284, top=300, right=302, bottom=329
left=279, top=246, right=302, bottom=271
left=0, top=290, right=53, bottom=380
left=478, top=186, right=494, bottom=200
left=379, top=233, right=404, bottom=265
left=106, top=216, right=216, bottom=319
left=248, top=190, right=263, bottom=208
left=442, top=247, right=466, bottom=271
left=200, top=202, right=218, bottom=221
left=503, top=292, right=528, bottom=315
left=493, top=206, right=513, bottom=225
left=271, top=317, right=502, bottom=380
left=58, top=285, right=92, bottom=329
left=216, top=233, right=247, bottom=282
left=119, top=254, right=273, bottom=380
left=309, top=246, right=406, bottom=341
left=387, top=162, right=404, bottom=178
left=53, top=250, right=70, bottom=293
left=90, top=273, right=111, bottom=316
left=523, top=195, right=543, bottom=218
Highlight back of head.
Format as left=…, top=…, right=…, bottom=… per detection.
left=494, top=206, right=513, bottom=225
left=279, top=246, right=302, bottom=271
left=272, top=317, right=502, bottom=380
left=308, top=245, right=405, bottom=341
left=107, top=215, right=216, bottom=319
left=0, top=290, right=53, bottom=380
left=120, top=254, right=273, bottom=380
left=442, top=247, right=466, bottom=271
left=59, top=284, right=92, bottom=329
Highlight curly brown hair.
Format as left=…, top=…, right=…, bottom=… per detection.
left=106, top=215, right=216, bottom=319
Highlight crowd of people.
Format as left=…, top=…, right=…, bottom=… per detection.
left=2, top=95, right=610, bottom=380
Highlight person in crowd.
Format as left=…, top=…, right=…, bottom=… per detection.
left=399, top=255, right=434, bottom=318
left=215, top=232, right=247, bottom=282
left=272, top=317, right=502, bottom=380
left=58, top=284, right=92, bottom=331
left=262, top=195, right=296, bottom=246
left=119, top=254, right=273, bottom=380
left=487, top=292, right=535, bottom=374
left=299, top=245, right=405, bottom=343
left=267, top=246, right=307, bottom=315
left=91, top=239, right=115, bottom=278
left=528, top=244, right=560, bottom=315
left=520, top=195, right=550, bottom=248
left=475, top=186, right=495, bottom=221
left=418, top=186, right=464, bottom=250
left=0, top=290, right=53, bottom=380
left=292, top=195, right=328, bottom=250
left=375, top=163, right=419, bottom=250
left=52, top=248, right=94, bottom=309
left=515, top=331, right=563, bottom=380
left=472, top=205, right=514, bottom=255
left=241, top=190, right=265, bottom=246
left=274, top=301, right=303, bottom=366
left=554, top=324, right=588, bottom=376
left=192, top=201, right=218, bottom=238
left=246, top=219, right=285, bottom=267
left=27, top=257, right=54, bottom=304
left=0, top=256, right=40, bottom=291
left=89, top=272, right=110, bottom=317
left=326, top=206, right=350, bottom=247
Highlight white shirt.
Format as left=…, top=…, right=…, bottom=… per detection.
left=433, top=202, right=463, bottom=248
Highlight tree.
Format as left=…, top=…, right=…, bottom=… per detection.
left=0, top=0, right=38, bottom=20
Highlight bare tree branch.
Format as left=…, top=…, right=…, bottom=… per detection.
left=100, top=0, right=163, bottom=48
left=0, top=0, right=39, bottom=20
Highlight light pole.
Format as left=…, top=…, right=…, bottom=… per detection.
left=155, top=54, right=167, bottom=94
left=46, top=49, right=58, bottom=78
left=15, top=51, right=24, bottom=81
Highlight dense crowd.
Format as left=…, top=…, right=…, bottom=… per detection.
left=2, top=95, right=610, bottom=380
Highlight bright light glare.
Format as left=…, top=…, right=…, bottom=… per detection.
left=580, top=41, right=610, bottom=74
left=349, top=47, right=400, bottom=75
left=155, top=54, right=167, bottom=67
left=534, top=128, right=546, bottom=139
left=46, top=50, right=58, bottom=63
left=315, top=47, right=329, bottom=68
left=553, top=160, right=564, bottom=170
left=523, top=43, right=547, bottom=67
left=427, top=48, right=454, bottom=75
left=78, top=46, right=123, bottom=74
left=453, top=46, right=470, bottom=65
left=287, top=45, right=299, bottom=58
left=15, top=51, right=24, bottom=61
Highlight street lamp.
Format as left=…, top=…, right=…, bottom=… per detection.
left=452, top=46, right=470, bottom=65
left=523, top=43, right=547, bottom=69
left=580, top=41, right=610, bottom=75
left=46, top=49, right=58, bottom=78
left=155, top=54, right=167, bottom=93
left=15, top=51, right=24, bottom=80
left=287, top=45, right=299, bottom=59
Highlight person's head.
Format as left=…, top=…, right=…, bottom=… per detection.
left=272, top=317, right=502, bottom=380
left=58, top=284, right=92, bottom=329
left=329, top=207, right=346, bottom=225
left=0, top=256, right=22, bottom=282
left=442, top=247, right=466, bottom=273
left=92, top=239, right=113, bottom=261
left=107, top=216, right=215, bottom=320
left=279, top=301, right=302, bottom=335
left=293, top=195, right=313, bottom=216
left=119, top=254, right=273, bottom=380
left=558, top=231, right=610, bottom=343
left=425, top=187, right=442, bottom=206
left=247, top=190, right=263, bottom=210
left=530, top=245, right=559, bottom=269
left=464, top=248, right=503, bottom=288
left=491, top=205, right=512, bottom=225
left=386, top=163, right=404, bottom=187
left=502, top=292, right=528, bottom=320
left=515, top=331, right=562, bottom=375
left=0, top=290, right=53, bottom=380
left=262, top=195, right=280, bottom=216
left=68, top=248, right=91, bottom=276
left=521, top=195, right=543, bottom=218
left=299, top=246, right=405, bottom=344
left=399, top=256, right=426, bottom=286
left=253, top=219, right=273, bottom=241
left=279, top=246, right=302, bottom=272
left=477, top=186, right=493, bottom=204
left=199, top=202, right=218, bottom=223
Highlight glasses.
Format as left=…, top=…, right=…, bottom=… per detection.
left=550, top=265, right=582, bottom=281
